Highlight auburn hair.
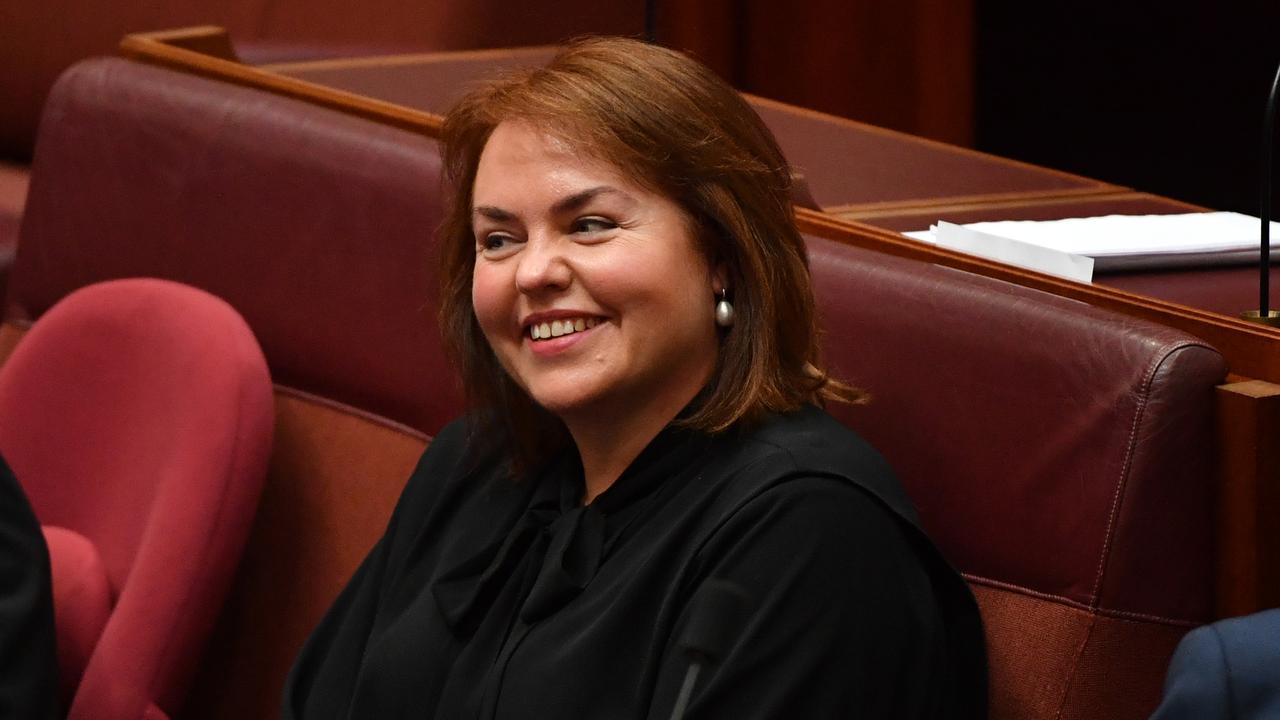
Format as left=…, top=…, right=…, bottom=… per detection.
left=438, top=36, right=864, bottom=473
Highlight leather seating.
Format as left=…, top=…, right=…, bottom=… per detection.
left=810, top=237, right=1224, bottom=718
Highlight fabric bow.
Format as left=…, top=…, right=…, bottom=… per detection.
left=432, top=500, right=605, bottom=632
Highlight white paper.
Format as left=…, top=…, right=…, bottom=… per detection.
left=921, top=221, right=1094, bottom=283
left=903, top=212, right=1280, bottom=273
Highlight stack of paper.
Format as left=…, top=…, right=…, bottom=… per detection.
left=903, top=212, right=1280, bottom=283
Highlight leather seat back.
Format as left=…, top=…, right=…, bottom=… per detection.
left=11, top=56, right=463, bottom=433
left=807, top=235, right=1225, bottom=720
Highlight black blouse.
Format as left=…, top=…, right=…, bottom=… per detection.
left=283, top=405, right=986, bottom=718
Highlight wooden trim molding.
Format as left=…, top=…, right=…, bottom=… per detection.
left=262, top=45, right=559, bottom=74
left=831, top=191, right=1205, bottom=222
left=823, top=185, right=1136, bottom=218
left=1215, top=380, right=1280, bottom=616
left=120, top=27, right=447, bottom=137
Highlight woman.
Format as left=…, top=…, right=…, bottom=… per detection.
left=284, top=37, right=986, bottom=718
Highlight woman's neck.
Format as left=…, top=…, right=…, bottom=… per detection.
left=563, top=389, right=698, bottom=504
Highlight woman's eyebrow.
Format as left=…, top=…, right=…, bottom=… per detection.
left=473, top=206, right=516, bottom=222
left=551, top=186, right=625, bottom=215
left=473, top=186, right=630, bottom=222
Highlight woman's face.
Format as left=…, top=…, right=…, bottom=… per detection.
left=470, top=121, right=722, bottom=429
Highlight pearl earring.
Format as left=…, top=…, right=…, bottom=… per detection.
left=714, top=289, right=734, bottom=328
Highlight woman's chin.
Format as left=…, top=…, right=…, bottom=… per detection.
left=527, top=390, right=603, bottom=421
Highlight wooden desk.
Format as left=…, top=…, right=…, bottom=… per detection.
left=119, top=26, right=1280, bottom=617
left=843, top=191, right=1202, bottom=232
left=268, top=49, right=1118, bottom=211
left=835, top=192, right=1279, bottom=318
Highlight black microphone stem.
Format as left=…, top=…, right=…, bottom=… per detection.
left=1260, top=59, right=1280, bottom=315
left=669, top=662, right=701, bottom=720
left=666, top=579, right=751, bottom=720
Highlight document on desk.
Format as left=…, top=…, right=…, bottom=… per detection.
left=903, top=212, right=1280, bottom=277
left=904, top=221, right=1095, bottom=283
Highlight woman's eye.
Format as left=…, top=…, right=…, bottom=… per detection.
left=572, top=217, right=617, bottom=234
left=479, top=233, right=520, bottom=255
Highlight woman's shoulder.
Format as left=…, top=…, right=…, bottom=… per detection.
left=391, top=415, right=509, bottom=520
left=695, top=405, right=988, bottom=714
left=411, top=415, right=471, bottom=471
left=714, top=404, right=919, bottom=527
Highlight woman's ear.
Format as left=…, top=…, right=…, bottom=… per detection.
left=711, top=261, right=729, bottom=295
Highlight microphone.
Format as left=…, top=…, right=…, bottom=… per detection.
left=1245, top=58, right=1280, bottom=325
left=667, top=579, right=752, bottom=720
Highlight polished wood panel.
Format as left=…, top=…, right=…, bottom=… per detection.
left=120, top=27, right=444, bottom=138
left=264, top=45, right=558, bottom=117
left=746, top=97, right=1114, bottom=209
left=844, top=191, right=1203, bottom=232
left=1215, top=380, right=1280, bottom=616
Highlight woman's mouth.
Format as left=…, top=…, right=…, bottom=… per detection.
left=528, top=316, right=601, bottom=341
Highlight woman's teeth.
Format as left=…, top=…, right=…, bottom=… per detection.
left=530, top=317, right=599, bottom=341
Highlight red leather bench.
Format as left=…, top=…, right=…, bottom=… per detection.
left=810, top=237, right=1223, bottom=718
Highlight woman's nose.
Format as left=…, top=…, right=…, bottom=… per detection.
left=514, top=234, right=572, bottom=294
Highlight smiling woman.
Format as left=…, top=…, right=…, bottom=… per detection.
left=283, top=37, right=987, bottom=719
left=469, top=121, right=724, bottom=502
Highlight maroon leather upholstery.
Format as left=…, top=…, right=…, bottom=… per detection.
left=810, top=234, right=1224, bottom=619
left=10, top=56, right=463, bottom=434
left=0, top=278, right=274, bottom=719
left=808, top=235, right=1226, bottom=717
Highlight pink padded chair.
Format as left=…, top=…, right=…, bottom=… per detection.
left=0, top=278, right=273, bottom=719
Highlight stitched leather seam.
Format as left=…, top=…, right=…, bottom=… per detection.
left=274, top=383, right=431, bottom=441
left=1086, top=340, right=1214, bottom=609
left=964, top=574, right=1201, bottom=627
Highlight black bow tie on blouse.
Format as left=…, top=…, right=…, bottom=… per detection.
left=431, top=423, right=714, bottom=634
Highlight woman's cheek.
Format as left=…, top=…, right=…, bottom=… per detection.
left=471, top=266, right=512, bottom=337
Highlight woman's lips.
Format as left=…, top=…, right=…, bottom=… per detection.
left=524, top=317, right=602, bottom=356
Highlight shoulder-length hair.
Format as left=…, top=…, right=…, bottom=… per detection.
left=438, top=36, right=864, bottom=474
